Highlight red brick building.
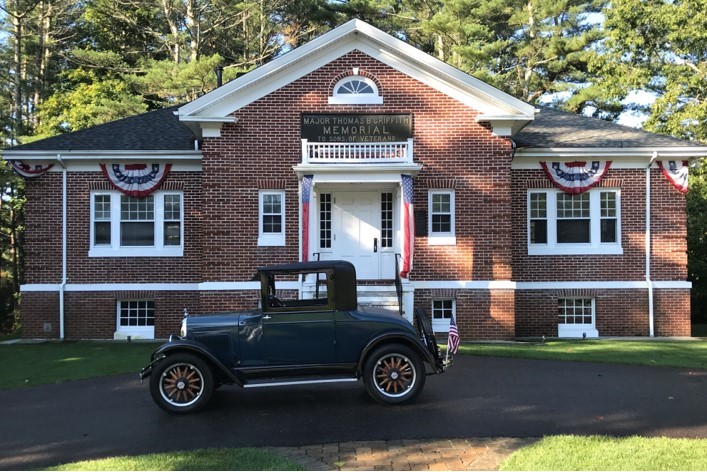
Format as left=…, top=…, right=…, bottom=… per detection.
left=4, top=20, right=706, bottom=340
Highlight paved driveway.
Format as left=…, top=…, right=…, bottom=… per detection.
left=1, top=356, right=706, bottom=470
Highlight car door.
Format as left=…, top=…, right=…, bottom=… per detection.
left=262, top=308, right=336, bottom=366
left=260, top=270, right=336, bottom=366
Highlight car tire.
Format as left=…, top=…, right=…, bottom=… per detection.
left=363, top=344, right=426, bottom=405
left=149, top=353, right=214, bottom=414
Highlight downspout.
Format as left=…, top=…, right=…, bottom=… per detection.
left=646, top=152, right=657, bottom=337
left=57, top=154, right=67, bottom=340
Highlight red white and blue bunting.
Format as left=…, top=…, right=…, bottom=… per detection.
left=657, top=160, right=689, bottom=194
left=8, top=160, right=54, bottom=178
left=540, top=161, right=612, bottom=194
left=100, top=163, right=172, bottom=198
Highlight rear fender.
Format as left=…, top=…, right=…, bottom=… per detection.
left=141, top=339, right=243, bottom=387
left=357, top=332, right=437, bottom=374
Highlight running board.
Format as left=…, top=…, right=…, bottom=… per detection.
left=243, top=377, right=359, bottom=389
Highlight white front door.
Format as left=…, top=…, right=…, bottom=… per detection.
left=333, top=192, right=380, bottom=279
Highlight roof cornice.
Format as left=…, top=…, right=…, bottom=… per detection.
left=514, top=147, right=707, bottom=158
left=2, top=150, right=202, bottom=160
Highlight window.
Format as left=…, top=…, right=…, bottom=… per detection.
left=319, top=193, right=332, bottom=249
left=428, top=190, right=456, bottom=245
left=558, top=298, right=598, bottom=338
left=90, top=191, right=183, bottom=257
left=116, top=300, right=155, bottom=339
left=432, top=299, right=455, bottom=332
left=329, top=75, right=383, bottom=105
left=527, top=189, right=621, bottom=255
left=381, top=192, right=393, bottom=248
left=258, top=190, right=285, bottom=246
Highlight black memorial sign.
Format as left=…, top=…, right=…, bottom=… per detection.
left=301, top=114, right=413, bottom=143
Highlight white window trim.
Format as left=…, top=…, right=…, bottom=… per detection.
left=258, top=190, right=286, bottom=246
left=89, top=191, right=184, bottom=258
left=431, top=298, right=456, bottom=333
left=114, top=300, right=155, bottom=340
left=558, top=297, right=599, bottom=338
left=328, top=76, right=383, bottom=105
left=428, top=189, right=456, bottom=245
left=527, top=188, right=622, bottom=255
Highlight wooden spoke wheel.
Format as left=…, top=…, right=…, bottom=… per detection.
left=364, top=344, right=425, bottom=405
left=149, top=353, right=214, bottom=413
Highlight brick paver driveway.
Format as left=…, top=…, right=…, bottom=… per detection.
left=1, top=355, right=706, bottom=470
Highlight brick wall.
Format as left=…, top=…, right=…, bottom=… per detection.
left=18, top=49, right=692, bottom=340
left=201, top=50, right=513, bottom=282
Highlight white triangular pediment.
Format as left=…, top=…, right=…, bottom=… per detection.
left=178, top=19, right=535, bottom=136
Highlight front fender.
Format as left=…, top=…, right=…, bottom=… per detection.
left=357, top=332, right=439, bottom=374
left=139, top=338, right=243, bottom=387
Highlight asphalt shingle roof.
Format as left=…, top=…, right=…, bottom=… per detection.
left=514, top=106, right=703, bottom=148
left=6, top=104, right=702, bottom=153
left=8, top=105, right=197, bottom=152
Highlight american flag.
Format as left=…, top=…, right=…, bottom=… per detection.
left=400, top=174, right=414, bottom=278
left=447, top=315, right=460, bottom=355
left=301, top=175, right=313, bottom=261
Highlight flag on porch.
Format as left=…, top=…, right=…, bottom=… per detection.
left=301, top=175, right=313, bottom=261
left=447, top=315, right=460, bottom=355
left=400, top=174, right=414, bottom=278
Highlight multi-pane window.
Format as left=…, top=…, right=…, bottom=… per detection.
left=428, top=190, right=456, bottom=245
left=320, top=193, right=332, bottom=249
left=432, top=299, right=454, bottom=320
left=90, top=191, right=183, bottom=257
left=94, top=195, right=112, bottom=246
left=556, top=193, right=590, bottom=243
left=558, top=298, right=593, bottom=325
left=432, top=299, right=455, bottom=332
left=121, top=196, right=154, bottom=246
left=261, top=194, right=282, bottom=234
left=600, top=192, right=618, bottom=243
left=119, top=300, right=155, bottom=327
left=529, top=193, right=547, bottom=244
left=431, top=193, right=452, bottom=233
left=528, top=189, right=621, bottom=255
left=329, top=76, right=382, bottom=104
left=381, top=192, right=393, bottom=248
left=258, top=190, right=285, bottom=246
left=163, top=194, right=182, bottom=246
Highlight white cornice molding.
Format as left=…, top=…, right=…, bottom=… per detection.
left=3, top=150, right=202, bottom=160
left=20, top=280, right=692, bottom=292
left=515, top=147, right=707, bottom=159
left=293, top=163, right=422, bottom=180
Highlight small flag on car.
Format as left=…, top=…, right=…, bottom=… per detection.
left=447, top=315, right=460, bottom=355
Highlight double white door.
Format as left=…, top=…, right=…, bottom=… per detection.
left=320, top=191, right=395, bottom=279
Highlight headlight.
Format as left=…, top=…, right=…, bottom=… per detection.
left=180, top=318, right=188, bottom=338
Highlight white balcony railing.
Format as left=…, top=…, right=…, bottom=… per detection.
left=302, top=139, right=414, bottom=164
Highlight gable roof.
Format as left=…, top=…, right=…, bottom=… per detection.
left=515, top=106, right=705, bottom=149
left=6, top=106, right=196, bottom=152
left=177, top=19, right=536, bottom=122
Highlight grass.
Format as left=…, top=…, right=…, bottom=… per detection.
left=0, top=341, right=160, bottom=390
left=453, top=339, right=707, bottom=370
left=501, top=435, right=707, bottom=471
left=47, top=448, right=303, bottom=471
left=0, top=331, right=21, bottom=342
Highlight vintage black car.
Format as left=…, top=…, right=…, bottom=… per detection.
left=139, top=261, right=448, bottom=413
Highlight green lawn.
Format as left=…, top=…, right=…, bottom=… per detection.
left=454, top=340, right=707, bottom=370
left=47, top=448, right=303, bottom=471
left=0, top=341, right=160, bottom=390
left=501, top=435, right=707, bottom=471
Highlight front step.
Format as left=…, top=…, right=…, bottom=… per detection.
left=357, top=286, right=401, bottom=313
